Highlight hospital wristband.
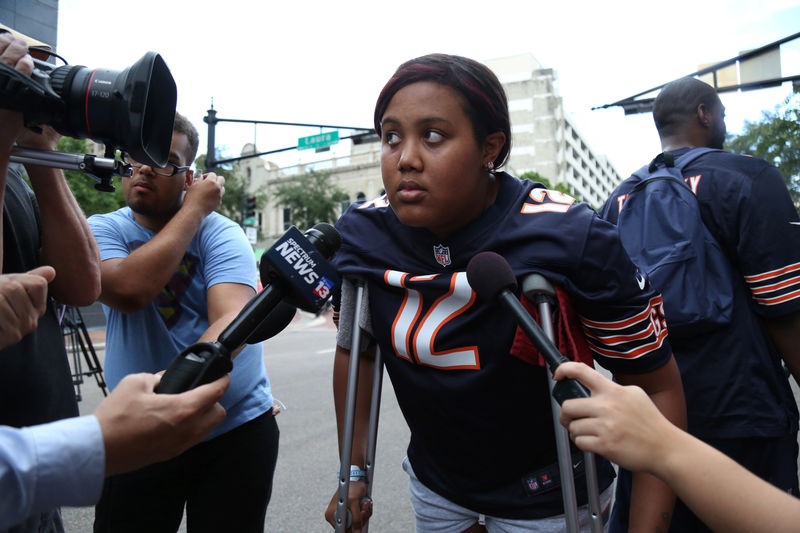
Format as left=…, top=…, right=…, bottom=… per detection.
left=338, top=465, right=367, bottom=482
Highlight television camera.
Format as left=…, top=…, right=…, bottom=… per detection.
left=0, top=46, right=177, bottom=192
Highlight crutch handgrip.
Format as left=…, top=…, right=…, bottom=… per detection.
left=345, top=498, right=373, bottom=529
left=519, top=274, right=589, bottom=403
left=521, top=273, right=556, bottom=300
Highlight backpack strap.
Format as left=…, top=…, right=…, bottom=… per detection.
left=631, top=147, right=724, bottom=193
left=673, top=147, right=723, bottom=170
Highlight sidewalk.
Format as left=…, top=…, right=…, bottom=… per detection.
left=84, top=308, right=334, bottom=351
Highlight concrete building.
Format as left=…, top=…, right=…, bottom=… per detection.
left=239, top=54, right=623, bottom=244
left=488, top=54, right=623, bottom=207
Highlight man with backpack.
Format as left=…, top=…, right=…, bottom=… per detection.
left=599, top=77, right=800, bottom=532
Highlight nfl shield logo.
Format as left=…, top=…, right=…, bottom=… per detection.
left=433, top=244, right=451, bottom=267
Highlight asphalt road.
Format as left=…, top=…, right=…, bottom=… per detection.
left=61, top=311, right=413, bottom=532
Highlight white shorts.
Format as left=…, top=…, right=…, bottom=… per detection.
left=403, top=456, right=612, bottom=533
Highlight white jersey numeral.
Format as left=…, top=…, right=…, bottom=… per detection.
left=385, top=271, right=479, bottom=370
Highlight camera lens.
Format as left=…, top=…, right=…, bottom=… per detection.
left=35, top=53, right=176, bottom=168
left=48, top=64, right=125, bottom=142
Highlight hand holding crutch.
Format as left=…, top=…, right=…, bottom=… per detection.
left=326, top=278, right=383, bottom=532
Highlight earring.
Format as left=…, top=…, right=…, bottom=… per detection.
left=484, top=161, right=494, bottom=172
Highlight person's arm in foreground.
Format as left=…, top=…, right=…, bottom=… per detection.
left=0, top=266, right=55, bottom=349
left=17, top=125, right=100, bottom=305
left=324, top=344, right=376, bottom=532
left=194, top=281, right=255, bottom=359
left=612, top=356, right=687, bottom=532
left=556, top=362, right=800, bottom=533
left=1, top=372, right=228, bottom=529
left=97, top=173, right=224, bottom=313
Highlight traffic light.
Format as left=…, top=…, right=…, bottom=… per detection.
left=245, top=195, right=257, bottom=222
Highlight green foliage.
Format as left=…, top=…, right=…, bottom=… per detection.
left=272, top=170, right=347, bottom=229
left=57, top=137, right=125, bottom=216
left=726, top=89, right=800, bottom=203
left=519, top=170, right=583, bottom=203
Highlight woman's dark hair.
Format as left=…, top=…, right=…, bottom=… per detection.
left=373, top=53, right=511, bottom=169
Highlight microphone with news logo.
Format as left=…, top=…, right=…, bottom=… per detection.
left=156, top=223, right=342, bottom=394
left=465, top=251, right=589, bottom=404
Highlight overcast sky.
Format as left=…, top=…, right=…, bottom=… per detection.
left=56, top=0, right=800, bottom=177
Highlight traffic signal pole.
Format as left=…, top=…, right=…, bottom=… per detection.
left=202, top=104, right=372, bottom=170
left=202, top=104, right=374, bottom=231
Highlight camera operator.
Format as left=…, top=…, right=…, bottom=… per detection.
left=0, top=27, right=230, bottom=533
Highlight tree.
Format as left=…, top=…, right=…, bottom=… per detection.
left=272, top=170, right=347, bottom=230
left=519, top=170, right=584, bottom=203
left=195, top=153, right=257, bottom=225
left=726, top=89, right=800, bottom=203
left=56, top=137, right=126, bottom=216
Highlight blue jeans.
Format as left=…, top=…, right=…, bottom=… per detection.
left=94, top=411, right=279, bottom=533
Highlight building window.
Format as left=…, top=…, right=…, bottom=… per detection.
left=282, top=208, right=291, bottom=231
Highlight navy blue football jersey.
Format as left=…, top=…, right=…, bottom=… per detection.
left=600, top=149, right=800, bottom=439
left=333, top=173, right=673, bottom=518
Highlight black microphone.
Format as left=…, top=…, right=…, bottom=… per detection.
left=465, top=251, right=589, bottom=405
left=156, top=223, right=342, bottom=394
left=244, top=300, right=297, bottom=345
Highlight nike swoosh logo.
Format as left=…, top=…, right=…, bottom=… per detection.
left=791, top=222, right=800, bottom=225
left=635, top=274, right=646, bottom=290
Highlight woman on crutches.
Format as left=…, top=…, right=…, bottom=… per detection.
left=324, top=53, right=686, bottom=533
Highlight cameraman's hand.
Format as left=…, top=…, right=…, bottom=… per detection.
left=95, top=371, right=229, bottom=476
left=0, top=266, right=56, bottom=350
left=16, top=124, right=61, bottom=151
left=182, top=172, right=224, bottom=218
left=0, top=32, right=34, bottom=148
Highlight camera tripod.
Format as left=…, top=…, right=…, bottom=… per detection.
left=60, top=304, right=108, bottom=401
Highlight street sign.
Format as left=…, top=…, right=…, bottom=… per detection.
left=243, top=217, right=256, bottom=226
left=245, top=226, right=257, bottom=245
left=297, top=131, right=339, bottom=151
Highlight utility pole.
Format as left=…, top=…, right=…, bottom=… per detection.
left=203, top=102, right=218, bottom=171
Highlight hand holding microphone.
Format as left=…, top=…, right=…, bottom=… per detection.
left=465, top=251, right=590, bottom=404
left=156, top=223, right=341, bottom=394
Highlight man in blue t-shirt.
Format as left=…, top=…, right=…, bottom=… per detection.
left=88, top=114, right=278, bottom=533
left=599, top=77, right=800, bottom=533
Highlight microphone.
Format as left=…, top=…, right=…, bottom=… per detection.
left=465, top=251, right=589, bottom=404
left=244, top=300, right=297, bottom=345
left=156, top=223, right=342, bottom=394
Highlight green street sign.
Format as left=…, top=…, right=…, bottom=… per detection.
left=297, top=131, right=339, bottom=150
left=243, top=217, right=256, bottom=226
